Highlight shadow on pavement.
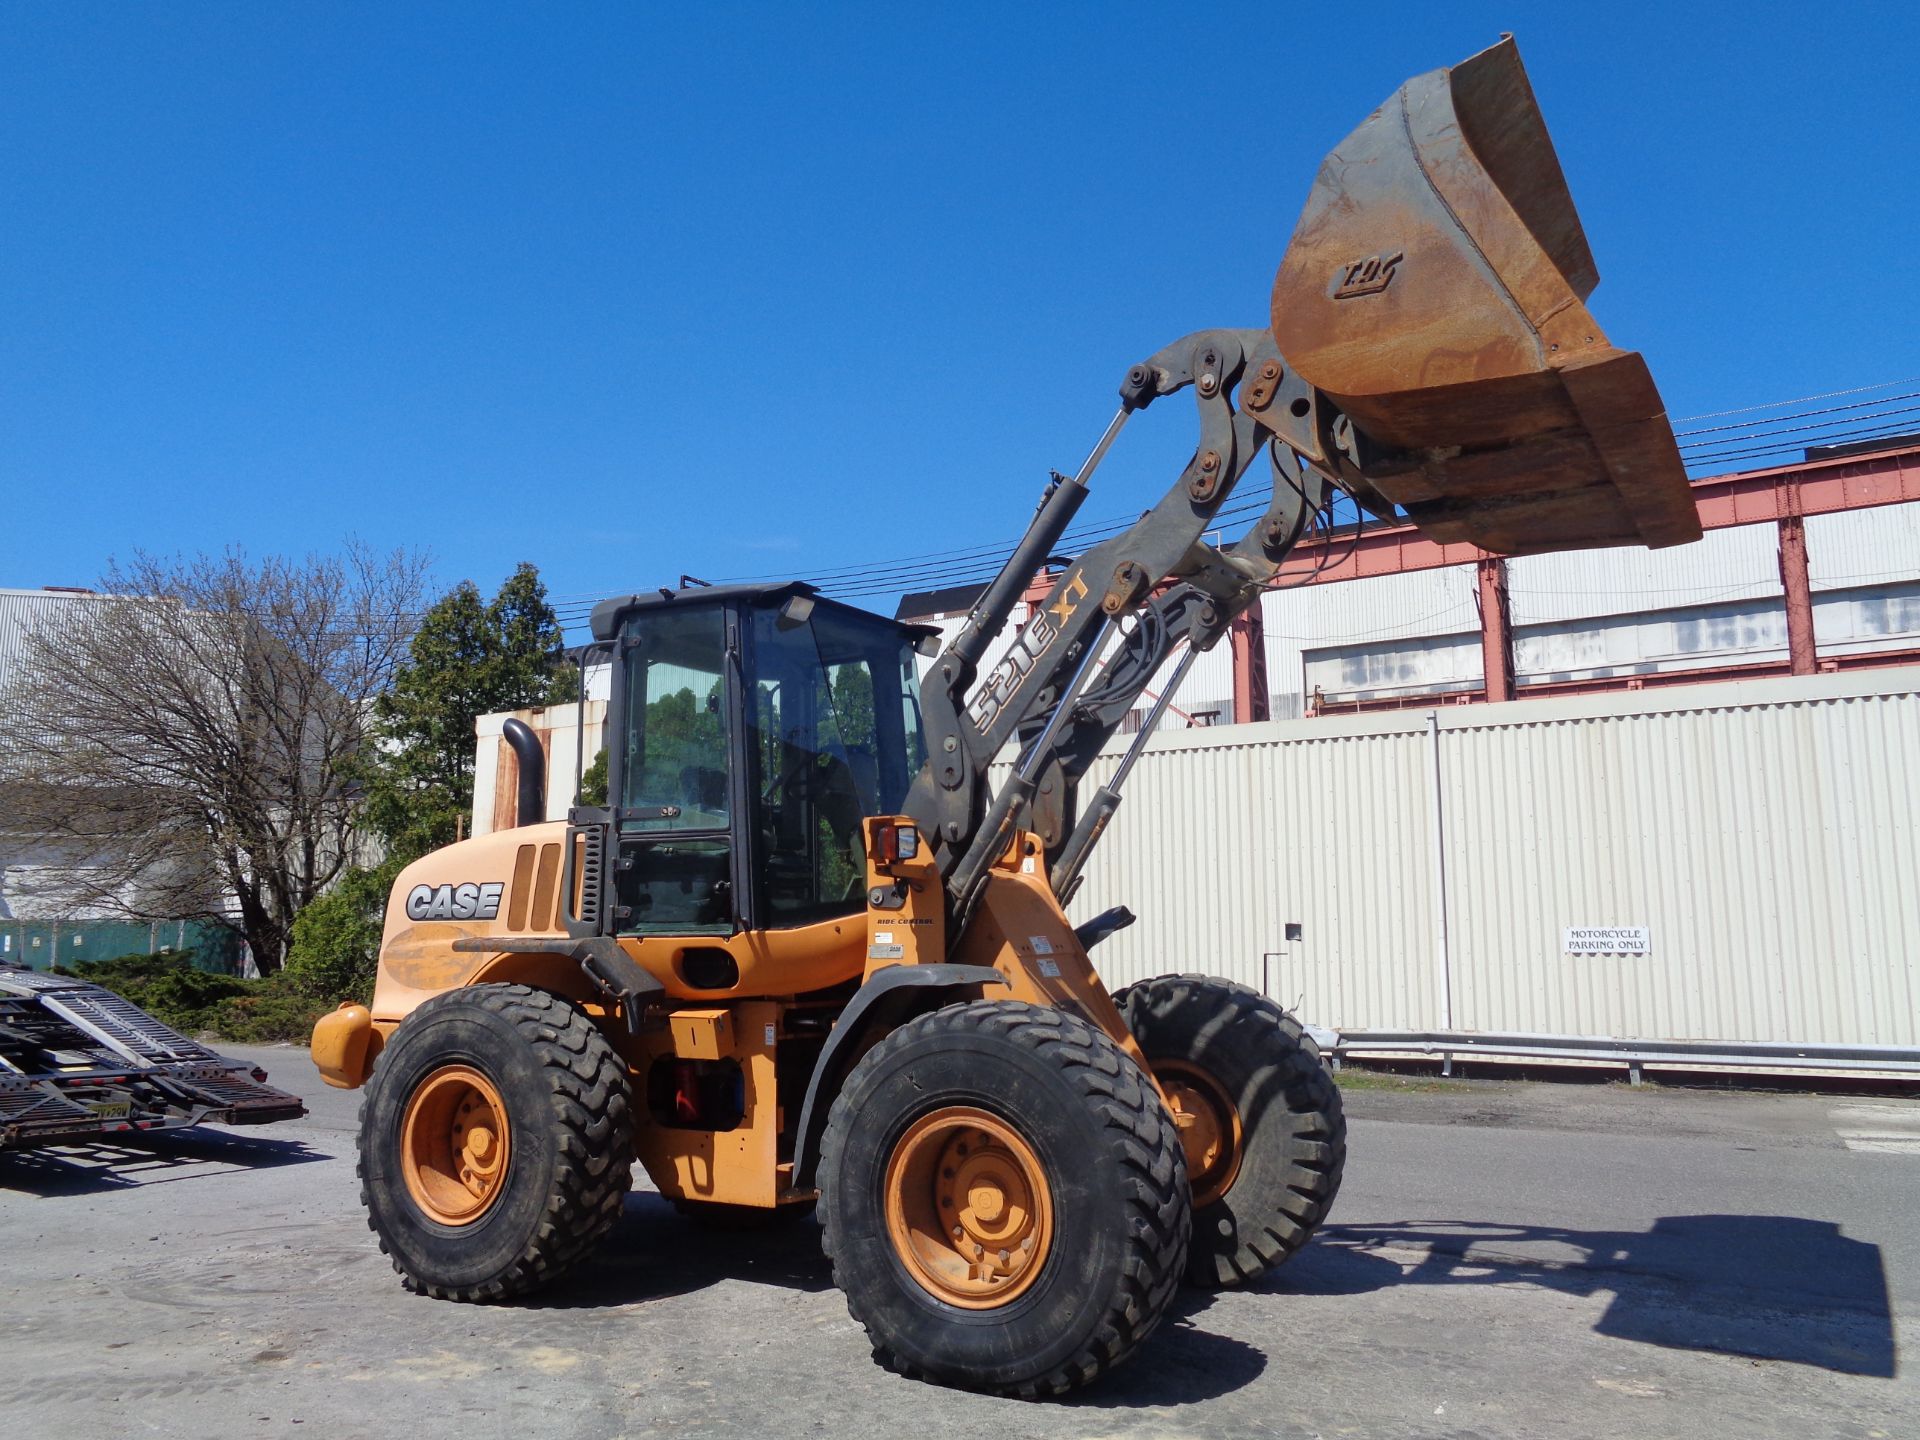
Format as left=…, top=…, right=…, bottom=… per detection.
left=0, top=1128, right=328, bottom=1196
left=524, top=1191, right=835, bottom=1309
left=1066, top=1288, right=1268, bottom=1409
left=1285, top=1215, right=1895, bottom=1378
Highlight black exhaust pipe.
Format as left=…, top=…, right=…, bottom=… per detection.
left=501, top=718, right=547, bottom=828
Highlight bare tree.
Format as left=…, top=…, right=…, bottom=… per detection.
left=0, top=545, right=427, bottom=973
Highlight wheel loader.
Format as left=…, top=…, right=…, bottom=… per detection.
left=312, top=38, right=1700, bottom=1396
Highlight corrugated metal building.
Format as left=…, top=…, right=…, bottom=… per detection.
left=1061, top=669, right=1920, bottom=1054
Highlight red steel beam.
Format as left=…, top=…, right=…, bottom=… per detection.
left=1777, top=515, right=1817, bottom=675
left=1230, top=606, right=1270, bottom=724
left=1266, top=444, right=1920, bottom=587
left=1476, top=557, right=1515, bottom=702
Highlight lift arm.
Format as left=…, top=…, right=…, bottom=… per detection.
left=908, top=326, right=1350, bottom=913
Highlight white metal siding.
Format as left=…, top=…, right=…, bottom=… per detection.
left=1065, top=713, right=1439, bottom=1027
left=0, top=588, right=109, bottom=676
left=1437, top=691, right=1920, bottom=1045
left=1813, top=583, right=1920, bottom=655
left=1062, top=670, right=1920, bottom=1048
left=1507, top=524, right=1781, bottom=625
left=1514, top=596, right=1791, bottom=684
left=1303, top=628, right=1482, bottom=704
left=1262, top=569, right=1476, bottom=718
left=1806, top=501, right=1920, bottom=591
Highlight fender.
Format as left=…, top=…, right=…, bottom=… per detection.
left=790, top=963, right=1008, bottom=1190
left=450, top=935, right=664, bottom=1031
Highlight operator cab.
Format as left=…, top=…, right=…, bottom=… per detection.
left=585, top=582, right=931, bottom=939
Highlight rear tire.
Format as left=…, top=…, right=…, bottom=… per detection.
left=358, top=984, right=634, bottom=1301
left=818, top=1000, right=1189, bottom=1397
left=1115, top=975, right=1345, bottom=1287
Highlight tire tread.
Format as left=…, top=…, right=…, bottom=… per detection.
left=357, top=984, right=633, bottom=1302
left=817, top=999, right=1189, bottom=1398
left=1114, top=974, right=1345, bottom=1287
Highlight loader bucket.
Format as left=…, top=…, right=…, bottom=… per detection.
left=1271, top=37, right=1701, bottom=554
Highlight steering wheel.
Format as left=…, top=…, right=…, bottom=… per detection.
left=763, top=749, right=829, bottom=805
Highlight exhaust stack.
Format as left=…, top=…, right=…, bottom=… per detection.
left=501, top=718, right=547, bottom=828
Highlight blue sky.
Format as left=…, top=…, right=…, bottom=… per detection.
left=3, top=4, right=1915, bottom=628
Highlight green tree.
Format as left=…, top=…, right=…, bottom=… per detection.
left=360, top=563, right=574, bottom=858
left=578, top=747, right=609, bottom=807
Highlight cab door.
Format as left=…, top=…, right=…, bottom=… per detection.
left=607, top=603, right=745, bottom=936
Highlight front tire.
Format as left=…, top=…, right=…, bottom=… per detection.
left=1116, top=975, right=1345, bottom=1287
left=818, top=1000, right=1189, bottom=1397
left=358, top=983, right=634, bottom=1301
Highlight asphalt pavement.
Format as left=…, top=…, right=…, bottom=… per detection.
left=2, top=1046, right=1915, bottom=1439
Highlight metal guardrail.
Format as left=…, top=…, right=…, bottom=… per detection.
left=1328, top=1029, right=1920, bottom=1082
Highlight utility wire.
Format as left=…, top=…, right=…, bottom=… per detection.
left=1675, top=377, right=1920, bottom=424
left=1677, top=406, right=1920, bottom=455
left=1673, top=389, right=1920, bottom=438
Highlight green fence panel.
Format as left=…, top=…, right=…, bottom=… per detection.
left=0, top=918, right=241, bottom=974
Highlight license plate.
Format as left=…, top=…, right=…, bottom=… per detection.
left=84, top=1099, right=132, bottom=1120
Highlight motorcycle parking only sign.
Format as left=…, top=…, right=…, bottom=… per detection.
left=1563, top=926, right=1651, bottom=956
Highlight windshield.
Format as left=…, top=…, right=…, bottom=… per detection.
left=747, top=603, right=925, bottom=926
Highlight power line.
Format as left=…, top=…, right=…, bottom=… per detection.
left=1677, top=403, right=1920, bottom=453
left=1676, top=377, right=1920, bottom=423
left=1681, top=418, right=1920, bottom=470
left=1674, top=389, right=1920, bottom=438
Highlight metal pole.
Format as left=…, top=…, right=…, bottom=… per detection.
left=1111, top=649, right=1199, bottom=789
left=1069, top=408, right=1130, bottom=488
left=1425, top=712, right=1454, bottom=1030
left=1778, top=514, right=1817, bottom=675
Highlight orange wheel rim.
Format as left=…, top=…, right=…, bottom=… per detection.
left=883, top=1105, right=1054, bottom=1310
left=1158, top=1061, right=1243, bottom=1208
left=400, top=1064, right=512, bottom=1225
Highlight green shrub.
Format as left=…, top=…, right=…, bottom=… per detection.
left=282, top=857, right=404, bottom=1004
left=52, top=950, right=252, bottom=1034
left=579, top=746, right=608, bottom=807
left=52, top=948, right=331, bottom=1044
left=208, top=985, right=334, bottom=1044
